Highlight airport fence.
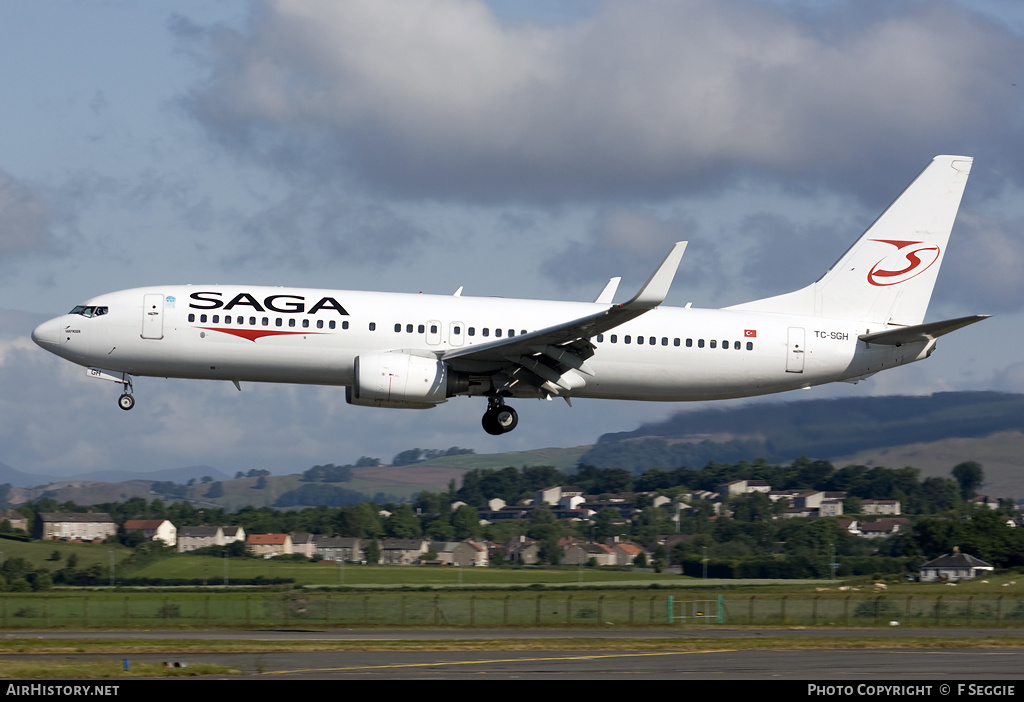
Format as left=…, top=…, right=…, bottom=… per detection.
left=2, top=591, right=1024, bottom=628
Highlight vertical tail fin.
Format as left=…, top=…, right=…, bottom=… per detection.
left=729, top=155, right=973, bottom=325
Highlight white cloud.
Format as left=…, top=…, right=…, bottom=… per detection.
left=180, top=0, right=1024, bottom=202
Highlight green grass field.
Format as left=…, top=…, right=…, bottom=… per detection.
left=126, top=557, right=683, bottom=587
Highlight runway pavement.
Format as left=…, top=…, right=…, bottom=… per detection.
left=3, top=627, right=1023, bottom=680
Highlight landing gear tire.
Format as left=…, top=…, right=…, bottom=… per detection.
left=118, top=393, right=135, bottom=411
left=482, top=404, right=518, bottom=435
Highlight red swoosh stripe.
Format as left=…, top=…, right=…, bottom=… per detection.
left=199, top=327, right=319, bottom=342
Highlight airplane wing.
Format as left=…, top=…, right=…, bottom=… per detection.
left=441, top=242, right=687, bottom=396
left=858, top=314, right=990, bottom=346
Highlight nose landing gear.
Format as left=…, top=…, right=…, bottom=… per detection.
left=482, top=397, right=518, bottom=435
left=117, top=375, right=134, bottom=411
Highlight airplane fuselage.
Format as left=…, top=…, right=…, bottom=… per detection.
left=34, top=284, right=922, bottom=403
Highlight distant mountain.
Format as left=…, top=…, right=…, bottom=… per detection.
left=580, top=392, right=1024, bottom=471
left=73, top=466, right=231, bottom=484
left=0, top=460, right=60, bottom=488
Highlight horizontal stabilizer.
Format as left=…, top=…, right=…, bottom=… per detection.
left=859, top=315, right=990, bottom=346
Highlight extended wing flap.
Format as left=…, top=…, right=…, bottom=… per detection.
left=858, top=314, right=990, bottom=346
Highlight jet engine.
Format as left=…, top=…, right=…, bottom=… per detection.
left=346, top=351, right=466, bottom=409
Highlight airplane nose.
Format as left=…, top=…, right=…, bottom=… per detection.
left=31, top=317, right=62, bottom=351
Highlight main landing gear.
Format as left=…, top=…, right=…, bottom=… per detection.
left=482, top=396, right=518, bottom=436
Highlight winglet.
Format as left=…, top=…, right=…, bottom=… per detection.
left=594, top=277, right=621, bottom=304
left=620, top=241, right=687, bottom=310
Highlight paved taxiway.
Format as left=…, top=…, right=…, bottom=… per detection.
left=4, top=628, right=1024, bottom=680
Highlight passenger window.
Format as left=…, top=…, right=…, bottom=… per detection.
left=508, top=329, right=514, bottom=337
left=249, top=317, right=256, bottom=325
left=262, top=317, right=269, bottom=326
left=483, top=328, right=489, bottom=337
left=610, top=334, right=617, bottom=343
left=637, top=336, right=643, bottom=345
left=746, top=342, right=753, bottom=351
left=200, top=314, right=208, bottom=323
left=394, top=324, right=401, bottom=333
left=317, top=320, right=324, bottom=329
left=495, top=329, right=502, bottom=337
left=697, top=339, right=704, bottom=348
left=406, top=324, right=413, bottom=333
left=468, top=327, right=475, bottom=336
left=734, top=341, right=740, bottom=350
left=369, top=323, right=376, bottom=331
left=597, top=334, right=604, bottom=343
left=710, top=340, right=716, bottom=348
left=188, top=314, right=196, bottom=323
left=453, top=326, right=461, bottom=335
left=329, top=321, right=336, bottom=329
left=625, top=335, right=631, bottom=344
left=276, top=318, right=283, bottom=327
left=342, top=321, right=349, bottom=329
left=418, top=324, right=425, bottom=333
left=650, top=336, right=656, bottom=345
left=662, top=337, right=668, bottom=346
left=673, top=338, right=680, bottom=347
left=212, top=315, right=219, bottom=324
left=302, top=319, right=310, bottom=328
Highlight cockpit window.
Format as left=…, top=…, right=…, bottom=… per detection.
left=69, top=306, right=108, bottom=318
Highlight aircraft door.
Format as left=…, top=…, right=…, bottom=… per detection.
left=141, top=294, right=164, bottom=340
left=449, top=321, right=465, bottom=347
left=786, top=327, right=805, bottom=373
left=426, top=320, right=441, bottom=345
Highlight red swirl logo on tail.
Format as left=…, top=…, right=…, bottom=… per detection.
left=867, top=239, right=940, bottom=287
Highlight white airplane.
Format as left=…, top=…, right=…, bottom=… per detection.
left=33, top=155, right=987, bottom=435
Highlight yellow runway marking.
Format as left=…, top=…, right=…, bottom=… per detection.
left=262, top=649, right=735, bottom=675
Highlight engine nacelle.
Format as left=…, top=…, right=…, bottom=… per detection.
left=347, top=352, right=451, bottom=409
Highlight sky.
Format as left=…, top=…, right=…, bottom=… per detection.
left=1, top=0, right=1023, bottom=480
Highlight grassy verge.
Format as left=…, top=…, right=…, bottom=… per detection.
left=0, top=659, right=238, bottom=678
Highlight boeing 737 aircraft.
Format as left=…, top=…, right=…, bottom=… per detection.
left=32, top=155, right=987, bottom=435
